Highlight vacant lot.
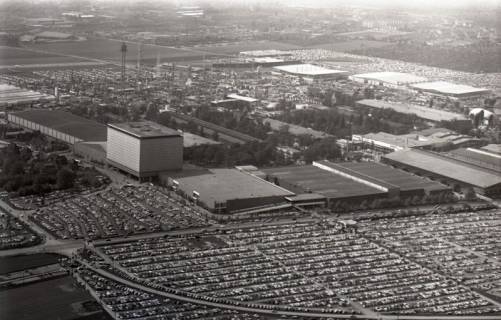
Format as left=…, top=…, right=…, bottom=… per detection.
left=0, top=276, right=102, bottom=320
left=0, top=253, right=62, bottom=274
left=0, top=46, right=84, bottom=66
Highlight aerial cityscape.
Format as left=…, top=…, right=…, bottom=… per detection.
left=0, top=0, right=500, bottom=319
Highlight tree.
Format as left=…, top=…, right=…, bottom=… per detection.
left=56, top=168, right=76, bottom=189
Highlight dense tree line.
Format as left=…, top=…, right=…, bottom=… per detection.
left=279, top=107, right=423, bottom=136
left=0, top=144, right=105, bottom=197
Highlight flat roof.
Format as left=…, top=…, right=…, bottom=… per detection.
left=410, top=81, right=491, bottom=96
left=226, top=93, right=258, bottom=103
left=448, top=148, right=501, bottom=173
left=334, top=161, right=448, bottom=193
left=351, top=72, right=428, bottom=85
left=273, top=64, right=347, bottom=76
left=240, top=50, right=292, bottom=57
left=262, top=118, right=333, bottom=139
left=9, top=109, right=106, bottom=141
left=357, top=99, right=468, bottom=122
left=108, top=121, right=181, bottom=138
left=481, top=144, right=501, bottom=155
left=171, top=169, right=293, bottom=207
left=0, top=83, right=54, bottom=105
left=263, top=165, right=386, bottom=199
left=384, top=149, right=501, bottom=188
left=182, top=131, right=220, bottom=148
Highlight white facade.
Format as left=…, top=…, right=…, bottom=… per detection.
left=106, top=127, right=142, bottom=173
left=106, top=126, right=183, bottom=178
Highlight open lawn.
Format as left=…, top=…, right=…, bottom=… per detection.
left=26, top=39, right=301, bottom=64
left=0, top=46, right=85, bottom=66
left=0, top=276, right=103, bottom=320
left=306, top=40, right=392, bottom=52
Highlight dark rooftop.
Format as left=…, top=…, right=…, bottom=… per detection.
left=108, top=121, right=181, bottom=138
left=10, top=109, right=106, bottom=141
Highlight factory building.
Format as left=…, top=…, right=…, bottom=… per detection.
left=410, top=81, right=491, bottom=99
left=106, top=121, right=183, bottom=179
left=273, top=64, right=348, bottom=82
left=263, top=160, right=450, bottom=208
left=7, top=110, right=107, bottom=144
left=383, top=149, right=501, bottom=197
left=352, top=129, right=484, bottom=154
left=163, top=168, right=294, bottom=214
left=350, top=72, right=428, bottom=88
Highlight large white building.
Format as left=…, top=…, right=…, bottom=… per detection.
left=350, top=72, right=428, bottom=88
left=273, top=64, right=348, bottom=82
left=106, top=121, right=183, bottom=179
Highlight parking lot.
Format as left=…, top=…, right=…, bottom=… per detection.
left=91, top=213, right=501, bottom=317
left=359, top=209, right=501, bottom=302
left=31, top=185, right=211, bottom=240
left=74, top=266, right=266, bottom=320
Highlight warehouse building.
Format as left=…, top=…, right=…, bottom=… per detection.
left=0, top=83, right=55, bottom=107
left=352, top=129, right=483, bottom=153
left=383, top=149, right=501, bottom=197
left=410, top=81, right=491, bottom=99
left=263, top=160, right=449, bottom=207
left=350, top=72, right=428, bottom=88
left=164, top=168, right=294, bottom=214
left=7, top=109, right=107, bottom=144
left=273, top=64, right=348, bottom=82
left=446, top=147, right=501, bottom=174
left=106, top=121, right=183, bottom=179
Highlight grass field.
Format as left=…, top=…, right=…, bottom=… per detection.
left=306, top=40, right=392, bottom=52
left=0, top=276, right=103, bottom=320
left=0, top=253, right=61, bottom=274
left=0, top=46, right=85, bottom=66
left=26, top=39, right=302, bottom=64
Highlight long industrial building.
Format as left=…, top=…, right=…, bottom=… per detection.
left=410, top=81, right=491, bottom=99
left=273, top=64, right=348, bottom=82
left=350, top=72, right=428, bottom=88
left=352, top=129, right=483, bottom=153
left=7, top=109, right=107, bottom=144
left=0, top=83, right=55, bottom=107
left=164, top=168, right=294, bottom=214
left=263, top=160, right=450, bottom=206
left=383, top=149, right=501, bottom=197
left=106, top=121, right=183, bottom=179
